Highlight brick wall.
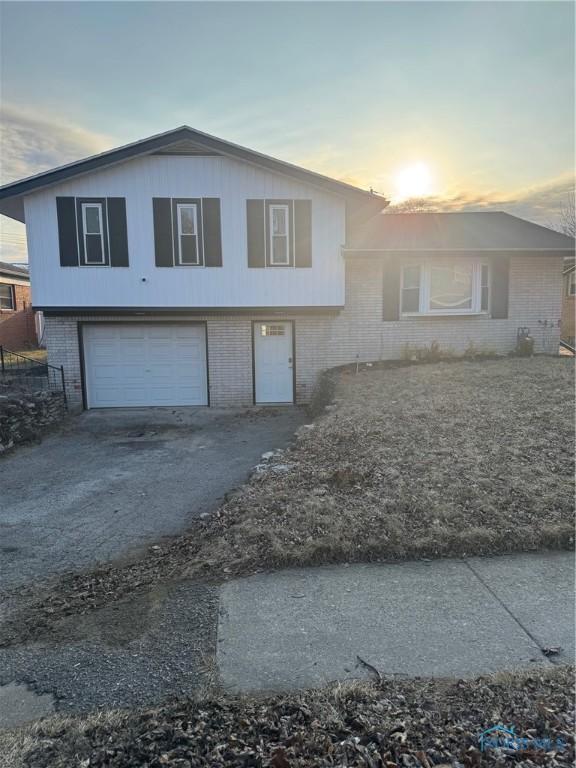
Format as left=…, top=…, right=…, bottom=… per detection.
left=43, top=254, right=563, bottom=410
left=44, top=313, right=334, bottom=409
left=325, top=254, right=563, bottom=365
left=0, top=282, right=38, bottom=349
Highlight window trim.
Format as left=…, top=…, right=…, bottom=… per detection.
left=176, top=202, right=200, bottom=266
left=0, top=283, right=15, bottom=311
left=81, top=202, right=106, bottom=265
left=401, top=259, right=490, bottom=316
left=76, top=197, right=110, bottom=267
left=269, top=203, right=291, bottom=266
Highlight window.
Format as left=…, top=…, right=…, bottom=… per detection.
left=401, top=260, right=489, bottom=315
left=401, top=265, right=421, bottom=312
left=81, top=203, right=105, bottom=264
left=260, top=324, right=285, bottom=336
left=176, top=203, right=199, bottom=265
left=269, top=204, right=290, bottom=265
left=430, top=262, right=473, bottom=310
left=567, top=270, right=576, bottom=297
left=0, top=284, right=14, bottom=310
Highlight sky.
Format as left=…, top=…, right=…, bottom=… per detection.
left=0, top=0, right=574, bottom=262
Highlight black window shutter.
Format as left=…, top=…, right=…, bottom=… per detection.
left=490, top=254, right=510, bottom=319
left=107, top=198, right=129, bottom=267
left=202, top=198, right=222, bottom=267
left=153, top=198, right=174, bottom=267
left=294, top=200, right=312, bottom=267
left=382, top=256, right=401, bottom=321
left=247, top=200, right=265, bottom=267
left=56, top=197, right=79, bottom=266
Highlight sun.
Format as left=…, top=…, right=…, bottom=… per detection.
left=394, top=162, right=433, bottom=201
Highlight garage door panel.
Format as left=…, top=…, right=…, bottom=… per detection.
left=83, top=324, right=208, bottom=408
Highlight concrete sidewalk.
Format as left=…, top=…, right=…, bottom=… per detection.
left=217, top=552, right=575, bottom=693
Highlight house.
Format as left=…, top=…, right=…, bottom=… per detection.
left=561, top=259, right=575, bottom=349
left=0, top=261, right=39, bottom=350
left=0, top=125, right=573, bottom=410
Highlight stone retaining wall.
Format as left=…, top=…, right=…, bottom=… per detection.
left=0, top=390, right=66, bottom=455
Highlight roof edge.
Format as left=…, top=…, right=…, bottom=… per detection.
left=0, top=125, right=388, bottom=211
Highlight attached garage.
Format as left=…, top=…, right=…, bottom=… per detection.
left=82, top=323, right=208, bottom=408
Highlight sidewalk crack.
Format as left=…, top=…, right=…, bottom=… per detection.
left=463, top=559, right=552, bottom=664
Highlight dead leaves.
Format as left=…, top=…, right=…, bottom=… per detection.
left=20, top=667, right=574, bottom=768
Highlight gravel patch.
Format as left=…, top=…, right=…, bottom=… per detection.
left=0, top=581, right=218, bottom=715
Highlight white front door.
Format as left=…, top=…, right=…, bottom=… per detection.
left=253, top=321, right=294, bottom=404
left=83, top=323, right=208, bottom=408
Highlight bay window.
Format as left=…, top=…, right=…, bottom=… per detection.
left=401, top=259, right=490, bottom=315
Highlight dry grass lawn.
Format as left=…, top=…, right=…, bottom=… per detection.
left=198, top=357, right=574, bottom=573
left=1, top=667, right=573, bottom=768
left=0, top=357, right=573, bottom=646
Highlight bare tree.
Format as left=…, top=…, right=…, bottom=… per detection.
left=386, top=197, right=438, bottom=214
left=558, top=190, right=576, bottom=237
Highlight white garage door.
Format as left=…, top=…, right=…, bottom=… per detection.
left=83, top=323, right=208, bottom=408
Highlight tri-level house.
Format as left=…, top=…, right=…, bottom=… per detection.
left=0, top=126, right=573, bottom=409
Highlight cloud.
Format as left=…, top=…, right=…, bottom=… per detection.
left=0, top=104, right=113, bottom=184
left=0, top=105, right=114, bottom=261
left=387, top=173, right=575, bottom=229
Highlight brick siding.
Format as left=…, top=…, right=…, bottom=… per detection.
left=324, top=255, right=563, bottom=365
left=44, top=254, right=563, bottom=410
left=0, top=282, right=38, bottom=349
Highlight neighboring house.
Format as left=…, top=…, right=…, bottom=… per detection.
left=0, top=261, right=38, bottom=349
left=0, top=126, right=573, bottom=410
left=561, top=259, right=575, bottom=348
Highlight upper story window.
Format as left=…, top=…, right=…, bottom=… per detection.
left=81, top=202, right=106, bottom=264
left=0, top=284, right=15, bottom=310
left=401, top=259, right=489, bottom=315
left=566, top=270, right=576, bottom=297
left=269, top=204, right=290, bottom=265
left=176, top=203, right=200, bottom=265
left=57, top=197, right=129, bottom=268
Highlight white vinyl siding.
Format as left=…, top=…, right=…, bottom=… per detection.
left=23, top=155, right=346, bottom=309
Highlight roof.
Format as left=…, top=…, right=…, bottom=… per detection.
left=346, top=211, right=576, bottom=252
left=0, top=261, right=29, bottom=280
left=0, top=125, right=388, bottom=223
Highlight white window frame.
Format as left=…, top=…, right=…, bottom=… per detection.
left=0, top=283, right=15, bottom=310
left=401, top=258, right=490, bottom=316
left=269, top=204, right=290, bottom=266
left=81, top=202, right=106, bottom=265
left=176, top=203, right=200, bottom=266
left=567, top=270, right=576, bottom=297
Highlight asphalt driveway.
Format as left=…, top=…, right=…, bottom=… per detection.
left=0, top=406, right=305, bottom=589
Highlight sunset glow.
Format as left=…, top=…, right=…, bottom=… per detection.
left=394, top=163, right=434, bottom=201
